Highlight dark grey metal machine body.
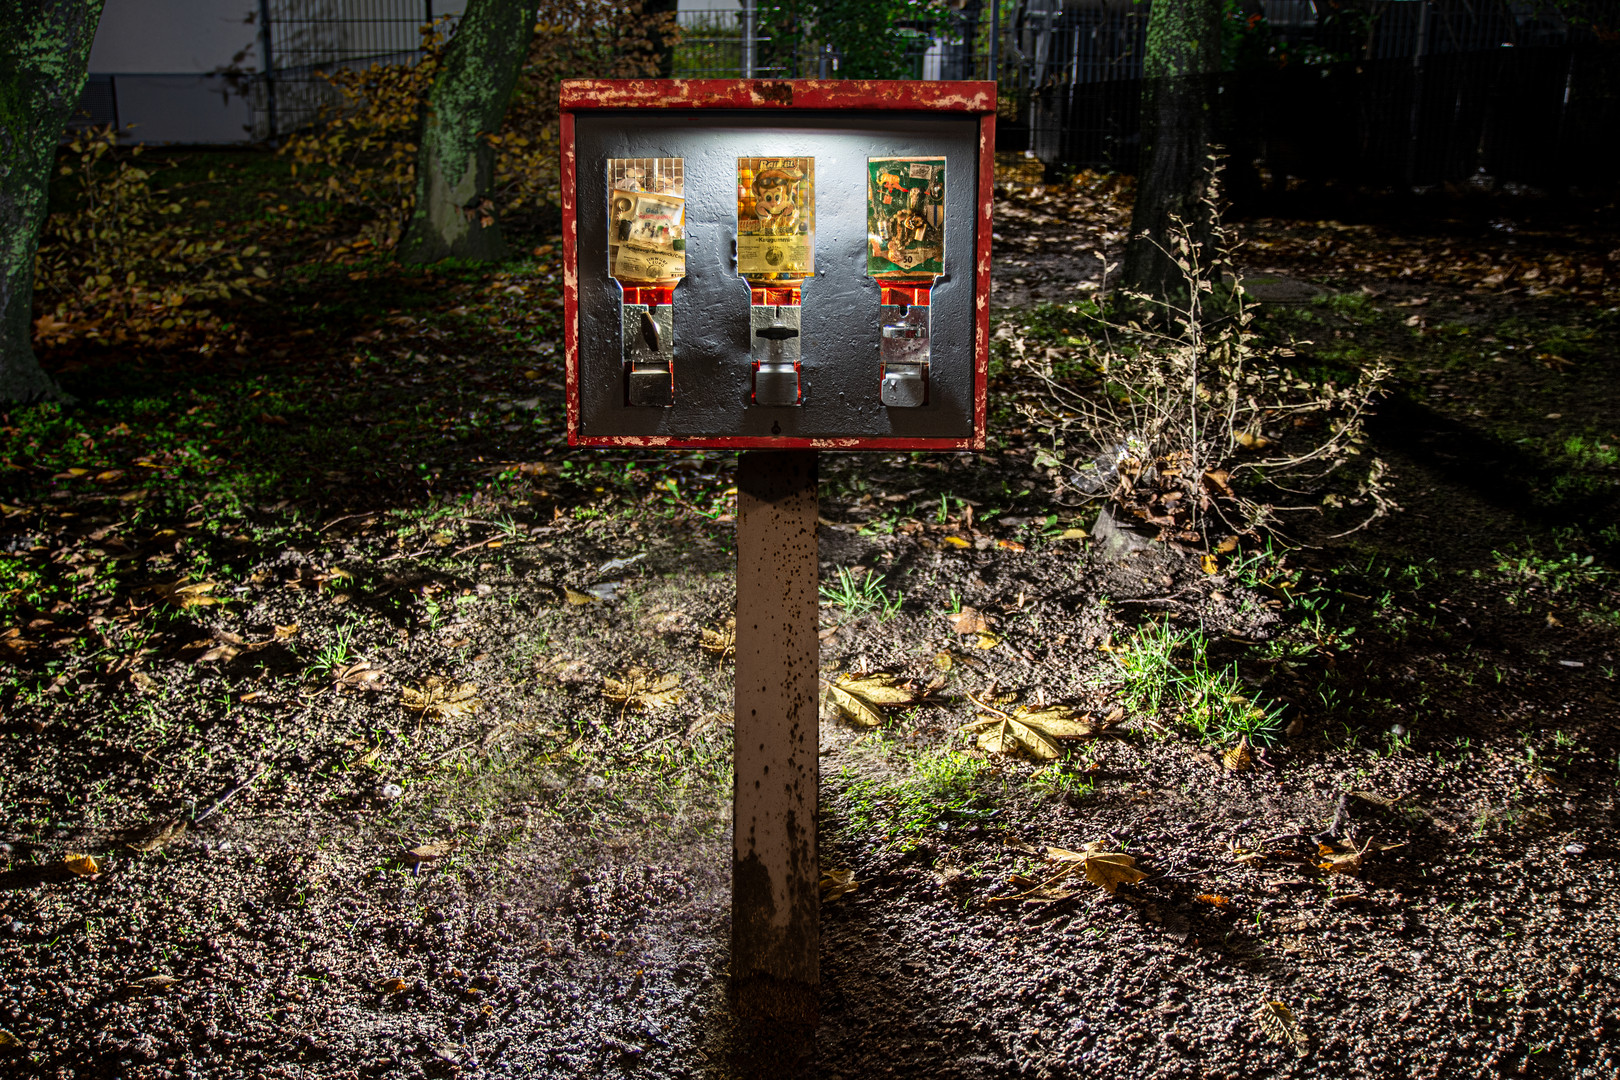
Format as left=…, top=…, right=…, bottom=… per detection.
left=572, top=112, right=981, bottom=441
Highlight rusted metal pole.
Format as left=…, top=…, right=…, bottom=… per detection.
left=732, top=449, right=819, bottom=1026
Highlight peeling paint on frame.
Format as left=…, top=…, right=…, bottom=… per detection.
left=560, top=80, right=995, bottom=451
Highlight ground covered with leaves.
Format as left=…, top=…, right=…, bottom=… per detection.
left=1, top=152, right=1618, bottom=1079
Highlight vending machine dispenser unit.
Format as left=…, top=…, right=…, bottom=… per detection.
left=562, top=80, right=994, bottom=450
left=560, top=79, right=995, bottom=1029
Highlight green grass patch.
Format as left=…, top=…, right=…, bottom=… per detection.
left=831, top=749, right=996, bottom=850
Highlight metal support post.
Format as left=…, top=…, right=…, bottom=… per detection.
left=731, top=450, right=819, bottom=1026
left=742, top=0, right=756, bottom=79
left=257, top=0, right=277, bottom=142
left=986, top=0, right=999, bottom=84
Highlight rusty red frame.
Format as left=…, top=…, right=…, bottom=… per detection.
left=561, top=79, right=996, bottom=451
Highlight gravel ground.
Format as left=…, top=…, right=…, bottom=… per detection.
left=3, top=186, right=1618, bottom=1080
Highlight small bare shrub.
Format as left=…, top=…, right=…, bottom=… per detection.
left=1017, top=169, right=1390, bottom=543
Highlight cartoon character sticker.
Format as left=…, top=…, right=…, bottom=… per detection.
left=867, top=156, right=945, bottom=277
left=737, top=157, right=814, bottom=278
left=608, top=157, right=685, bottom=283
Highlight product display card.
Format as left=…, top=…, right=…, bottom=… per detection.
left=736, top=157, right=814, bottom=278
left=866, top=156, right=945, bottom=277
left=608, top=157, right=685, bottom=283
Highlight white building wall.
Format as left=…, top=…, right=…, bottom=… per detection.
left=90, top=0, right=259, bottom=74
left=84, top=0, right=466, bottom=144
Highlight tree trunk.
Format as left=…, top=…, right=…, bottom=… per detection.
left=0, top=0, right=106, bottom=403
left=1119, top=0, right=1221, bottom=301
left=645, top=0, right=680, bottom=78
left=397, top=0, right=534, bottom=264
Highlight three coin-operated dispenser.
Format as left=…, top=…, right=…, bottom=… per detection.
left=607, top=157, right=686, bottom=406
left=738, top=157, right=814, bottom=407
left=868, top=156, right=946, bottom=407
left=563, top=79, right=993, bottom=450
left=561, top=79, right=994, bottom=1033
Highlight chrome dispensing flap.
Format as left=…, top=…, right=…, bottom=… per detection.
left=623, top=302, right=675, bottom=407
left=879, top=303, right=929, bottom=408
left=750, top=304, right=802, bottom=407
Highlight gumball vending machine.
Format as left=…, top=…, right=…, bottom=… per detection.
left=561, top=79, right=995, bottom=1028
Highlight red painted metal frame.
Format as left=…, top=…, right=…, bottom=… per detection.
left=562, top=79, right=995, bottom=451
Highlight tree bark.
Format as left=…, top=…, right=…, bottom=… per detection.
left=1119, top=0, right=1221, bottom=301
left=0, top=0, right=106, bottom=403
left=397, top=0, right=534, bottom=264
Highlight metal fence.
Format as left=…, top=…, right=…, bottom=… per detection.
left=80, top=0, right=1614, bottom=189
left=672, top=7, right=983, bottom=80
left=254, top=0, right=452, bottom=140
left=673, top=0, right=1618, bottom=189
left=674, top=8, right=760, bottom=78
left=1005, top=0, right=1620, bottom=189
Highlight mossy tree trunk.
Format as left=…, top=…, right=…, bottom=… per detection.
left=1119, top=0, right=1222, bottom=301
left=0, top=0, right=105, bottom=403
left=397, top=0, right=534, bottom=264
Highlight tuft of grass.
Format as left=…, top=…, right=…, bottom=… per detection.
left=1492, top=541, right=1610, bottom=596
left=834, top=750, right=994, bottom=850
left=1114, top=620, right=1283, bottom=745
left=1029, top=760, right=1096, bottom=799
left=304, top=623, right=357, bottom=682
left=820, top=567, right=903, bottom=621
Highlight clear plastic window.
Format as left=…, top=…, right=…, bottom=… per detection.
left=607, top=157, right=685, bottom=285
left=737, top=156, right=814, bottom=283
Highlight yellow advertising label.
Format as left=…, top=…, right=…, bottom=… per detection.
left=737, top=156, right=814, bottom=278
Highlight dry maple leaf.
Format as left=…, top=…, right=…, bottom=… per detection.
left=686, top=712, right=732, bottom=737
left=63, top=852, right=100, bottom=876
left=401, top=677, right=481, bottom=720
left=960, top=697, right=1104, bottom=760
left=333, top=661, right=387, bottom=691
left=700, top=619, right=736, bottom=659
left=1316, top=836, right=1374, bottom=876
left=1229, top=843, right=1268, bottom=867
left=1254, top=1000, right=1309, bottom=1055
left=194, top=639, right=242, bottom=663
left=0, top=628, right=35, bottom=654
left=1316, top=835, right=1403, bottom=876
left=990, top=844, right=1148, bottom=903
left=820, top=867, right=858, bottom=901
left=947, top=606, right=993, bottom=635
left=402, top=841, right=453, bottom=865
left=820, top=672, right=920, bottom=728
left=1074, top=850, right=1149, bottom=894
left=126, top=818, right=187, bottom=853
left=187, top=626, right=296, bottom=665
left=153, top=580, right=221, bottom=609
left=1223, top=738, right=1254, bottom=772
left=601, top=668, right=683, bottom=711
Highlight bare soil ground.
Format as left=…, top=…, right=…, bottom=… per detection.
left=2, top=172, right=1618, bottom=1080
